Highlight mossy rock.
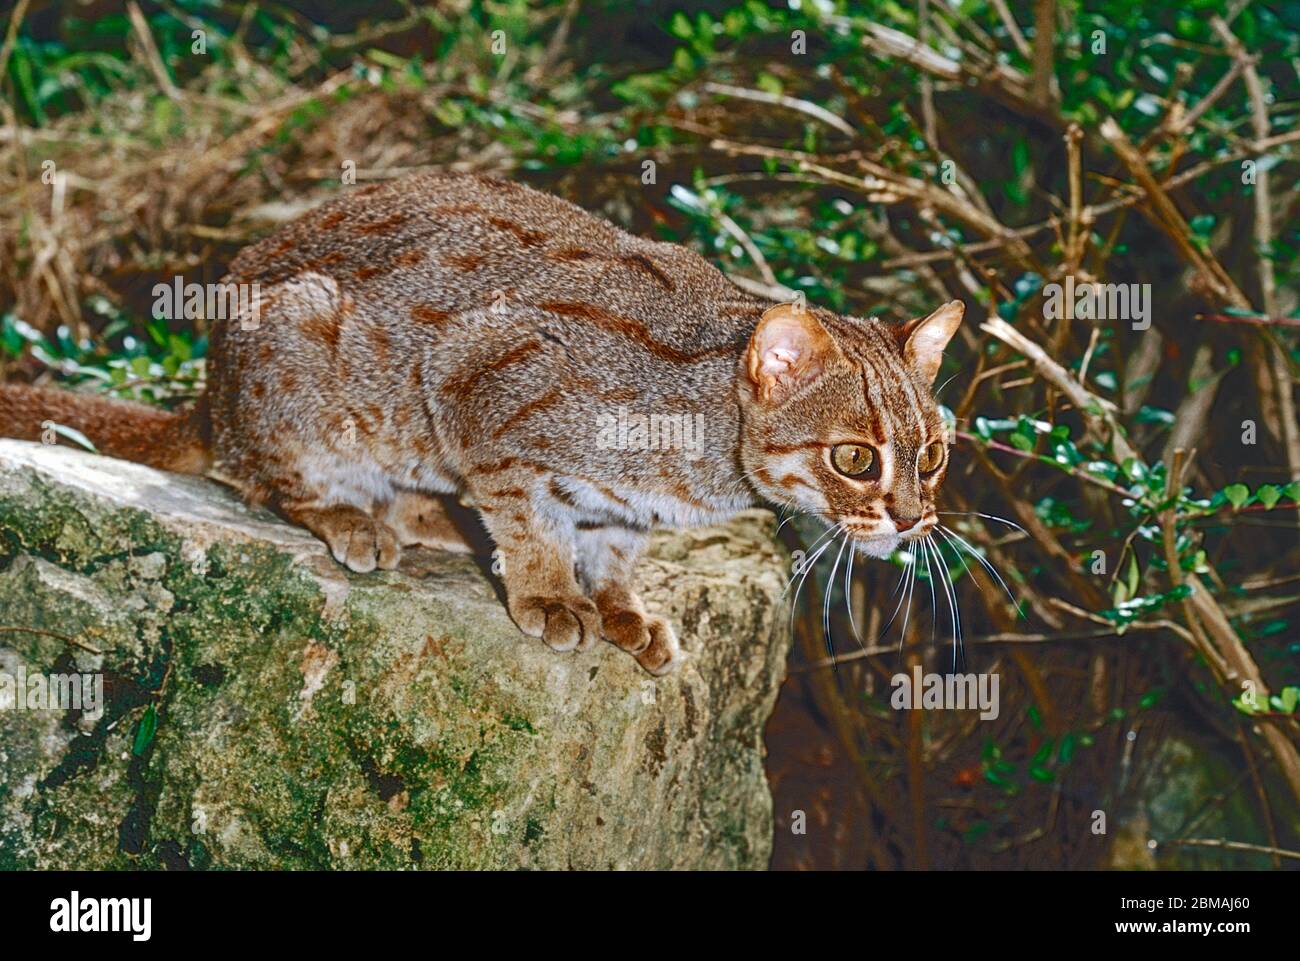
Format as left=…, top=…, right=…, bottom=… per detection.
left=0, top=439, right=791, bottom=869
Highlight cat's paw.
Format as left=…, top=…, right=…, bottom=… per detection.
left=631, top=617, right=683, bottom=676
left=601, top=607, right=684, bottom=674
left=511, top=594, right=603, bottom=653
left=330, top=514, right=402, bottom=573
left=288, top=504, right=402, bottom=573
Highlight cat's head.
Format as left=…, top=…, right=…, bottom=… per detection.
left=737, top=299, right=964, bottom=558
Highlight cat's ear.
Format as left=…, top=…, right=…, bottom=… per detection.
left=745, top=304, right=838, bottom=404
left=898, top=300, right=964, bottom=385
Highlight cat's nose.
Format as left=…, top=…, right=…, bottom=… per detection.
left=890, top=513, right=920, bottom=532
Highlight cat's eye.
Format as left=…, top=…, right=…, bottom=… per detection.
left=831, top=443, right=877, bottom=478
left=918, top=440, right=944, bottom=474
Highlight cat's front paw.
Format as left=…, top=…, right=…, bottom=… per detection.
left=632, top=617, right=682, bottom=676
left=599, top=607, right=683, bottom=676
left=510, top=594, right=603, bottom=653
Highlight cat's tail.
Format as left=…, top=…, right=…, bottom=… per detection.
left=0, top=383, right=211, bottom=474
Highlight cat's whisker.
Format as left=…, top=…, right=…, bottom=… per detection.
left=936, top=510, right=1029, bottom=537
left=940, top=525, right=1024, bottom=618
left=843, top=538, right=862, bottom=645
left=920, top=535, right=938, bottom=649
left=789, top=541, right=837, bottom=640
left=921, top=536, right=945, bottom=659
left=772, top=503, right=799, bottom=533
left=772, top=503, right=840, bottom=537
left=787, top=519, right=840, bottom=569
left=784, top=522, right=842, bottom=590
left=928, top=534, right=963, bottom=673
left=787, top=529, right=838, bottom=635
left=778, top=509, right=842, bottom=529
left=946, top=543, right=969, bottom=672
left=785, top=533, right=835, bottom=597
left=823, top=530, right=851, bottom=663
left=897, top=546, right=920, bottom=658
left=875, top=554, right=911, bottom=646
left=775, top=511, right=805, bottom=535
left=933, top=525, right=984, bottom=599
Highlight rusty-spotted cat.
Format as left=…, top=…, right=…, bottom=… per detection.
left=0, top=173, right=963, bottom=675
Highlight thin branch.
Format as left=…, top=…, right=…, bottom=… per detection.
left=980, top=316, right=1138, bottom=462
left=126, top=1, right=182, bottom=102
left=1160, top=837, right=1300, bottom=862
left=701, top=82, right=858, bottom=138
left=989, top=0, right=1031, bottom=58
left=1210, top=15, right=1300, bottom=483
left=1197, top=312, right=1300, bottom=329
left=0, top=625, right=103, bottom=655
left=0, top=0, right=31, bottom=83
left=796, top=620, right=1196, bottom=672
left=1098, top=117, right=1251, bottom=310
left=1030, top=0, right=1057, bottom=107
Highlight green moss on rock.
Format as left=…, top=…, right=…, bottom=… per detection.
left=0, top=439, right=791, bottom=869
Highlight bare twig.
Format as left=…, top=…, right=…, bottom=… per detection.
left=1210, top=15, right=1300, bottom=483
left=989, top=0, right=1031, bottom=58
left=702, top=82, right=858, bottom=138
left=0, top=625, right=103, bottom=655
left=0, top=0, right=31, bottom=83
left=127, top=1, right=182, bottom=102
left=1198, top=312, right=1300, bottom=329
left=1160, top=837, right=1300, bottom=862
left=980, top=316, right=1137, bottom=462
left=1030, top=0, right=1058, bottom=107
left=1098, top=117, right=1251, bottom=309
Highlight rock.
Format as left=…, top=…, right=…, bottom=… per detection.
left=0, top=439, right=791, bottom=869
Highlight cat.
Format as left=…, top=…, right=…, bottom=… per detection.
left=0, top=172, right=964, bottom=675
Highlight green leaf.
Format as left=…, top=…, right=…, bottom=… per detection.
left=1222, top=483, right=1249, bottom=509
left=132, top=704, right=157, bottom=756
left=1111, top=578, right=1129, bottom=607
left=45, top=422, right=98, bottom=453
left=1279, top=686, right=1299, bottom=714
left=1026, top=704, right=1042, bottom=730
left=1231, top=694, right=1260, bottom=717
